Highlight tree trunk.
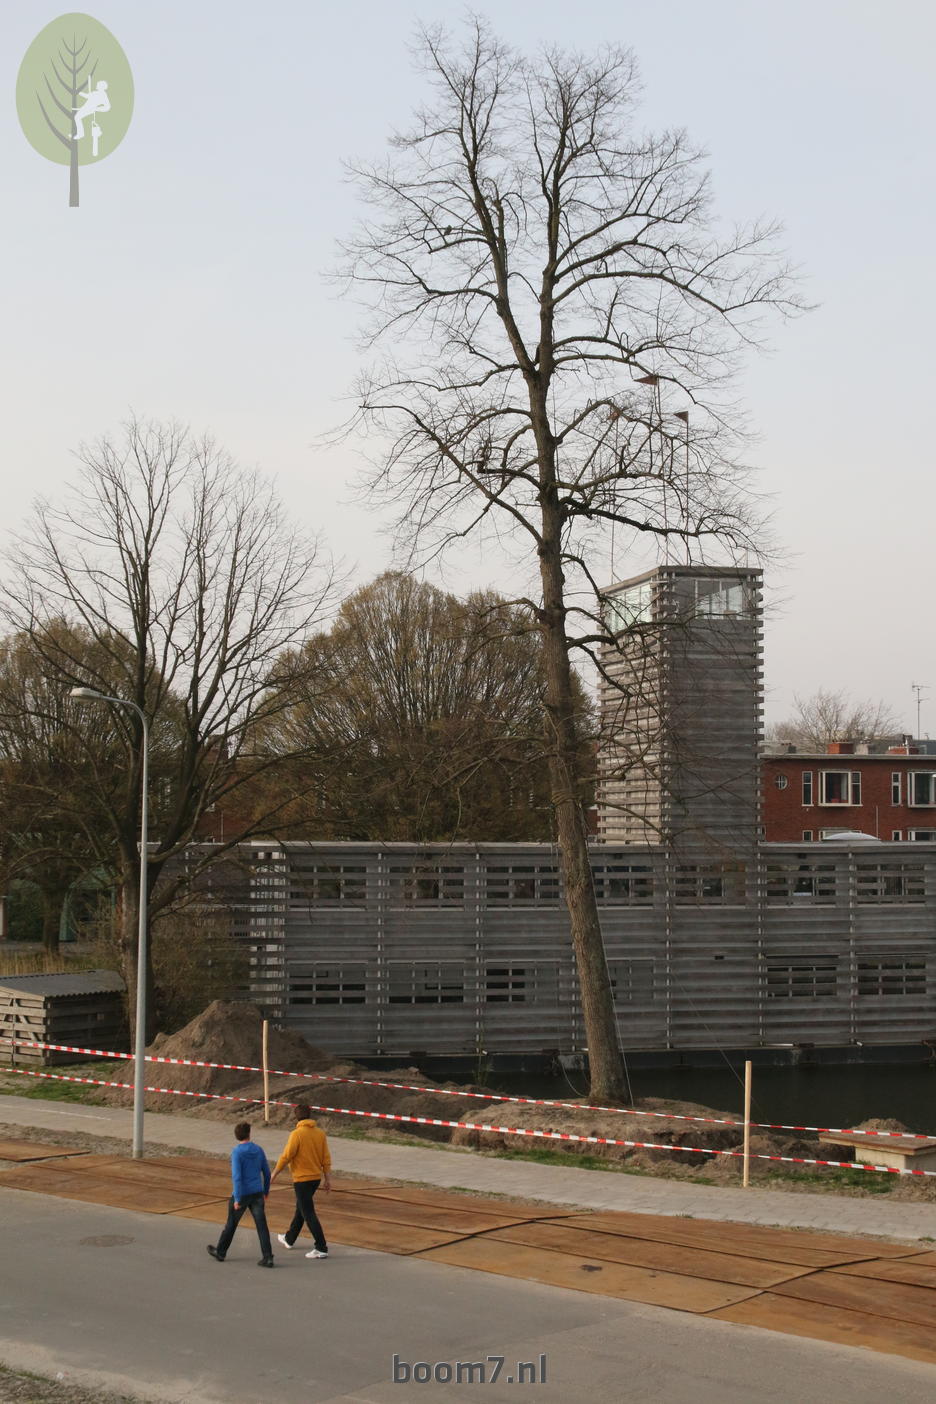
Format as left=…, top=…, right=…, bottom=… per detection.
left=532, top=398, right=628, bottom=1101
left=538, top=562, right=628, bottom=1101
left=40, top=888, right=62, bottom=955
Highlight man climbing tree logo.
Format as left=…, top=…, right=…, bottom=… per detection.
left=16, top=12, right=133, bottom=207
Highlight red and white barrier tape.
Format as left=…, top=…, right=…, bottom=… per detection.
left=4, top=1064, right=936, bottom=1178
left=2, top=1034, right=934, bottom=1142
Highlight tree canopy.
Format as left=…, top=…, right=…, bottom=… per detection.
left=264, top=571, right=592, bottom=841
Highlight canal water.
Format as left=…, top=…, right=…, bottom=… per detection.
left=487, top=1063, right=936, bottom=1135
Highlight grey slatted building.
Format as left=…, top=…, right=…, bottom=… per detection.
left=214, top=839, right=936, bottom=1063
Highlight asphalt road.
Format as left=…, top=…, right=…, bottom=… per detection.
left=1, top=1187, right=935, bottom=1404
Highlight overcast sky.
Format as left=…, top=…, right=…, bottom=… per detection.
left=4, top=1, right=934, bottom=733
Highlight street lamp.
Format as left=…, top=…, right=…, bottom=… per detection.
left=70, top=686, right=149, bottom=1159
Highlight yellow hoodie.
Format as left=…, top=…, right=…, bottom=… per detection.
left=274, top=1118, right=331, bottom=1182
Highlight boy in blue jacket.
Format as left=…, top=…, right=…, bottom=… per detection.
left=207, top=1121, right=274, bottom=1267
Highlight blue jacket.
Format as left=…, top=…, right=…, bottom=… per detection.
left=230, top=1140, right=271, bottom=1201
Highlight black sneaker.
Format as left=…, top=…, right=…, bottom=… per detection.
left=207, top=1245, right=225, bottom=1262
left=257, top=1256, right=275, bottom=1268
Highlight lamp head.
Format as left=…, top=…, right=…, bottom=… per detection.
left=70, top=686, right=105, bottom=701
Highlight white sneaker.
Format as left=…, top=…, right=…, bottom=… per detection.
left=305, top=1248, right=328, bottom=1259
left=277, top=1234, right=295, bottom=1250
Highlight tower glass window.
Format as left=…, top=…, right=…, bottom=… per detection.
left=606, top=580, right=654, bottom=631
left=692, top=577, right=754, bottom=618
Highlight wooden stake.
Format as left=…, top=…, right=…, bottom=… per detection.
left=742, top=1059, right=752, bottom=1188
left=262, top=1018, right=270, bottom=1124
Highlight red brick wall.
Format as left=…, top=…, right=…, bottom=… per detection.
left=762, top=757, right=936, bottom=841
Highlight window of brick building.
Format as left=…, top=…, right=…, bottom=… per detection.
left=908, top=772, right=936, bottom=807
left=819, top=770, right=861, bottom=805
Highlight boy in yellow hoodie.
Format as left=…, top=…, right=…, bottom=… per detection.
left=270, top=1102, right=331, bottom=1259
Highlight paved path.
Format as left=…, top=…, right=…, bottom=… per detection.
left=3, top=1093, right=936, bottom=1242
left=2, top=1188, right=935, bottom=1403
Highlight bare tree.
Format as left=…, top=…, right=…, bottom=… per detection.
left=2, top=419, right=335, bottom=1036
left=339, top=22, right=800, bottom=1098
left=767, top=690, right=902, bottom=751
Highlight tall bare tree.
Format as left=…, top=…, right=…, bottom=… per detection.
left=767, top=690, right=902, bottom=751
left=340, top=22, right=800, bottom=1098
left=2, top=419, right=335, bottom=1035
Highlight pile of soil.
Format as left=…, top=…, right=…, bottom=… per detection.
left=451, top=1092, right=754, bottom=1183
left=148, top=1002, right=345, bottom=1095
left=98, top=1001, right=490, bottom=1137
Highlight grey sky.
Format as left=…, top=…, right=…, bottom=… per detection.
left=4, top=1, right=934, bottom=732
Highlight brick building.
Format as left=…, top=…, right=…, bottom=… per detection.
left=763, top=742, right=936, bottom=843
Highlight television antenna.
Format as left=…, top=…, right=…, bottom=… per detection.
left=911, top=682, right=929, bottom=739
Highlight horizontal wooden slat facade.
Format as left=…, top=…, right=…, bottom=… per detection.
left=184, top=839, right=936, bottom=1059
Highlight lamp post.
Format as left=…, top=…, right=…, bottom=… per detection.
left=70, top=687, right=149, bottom=1158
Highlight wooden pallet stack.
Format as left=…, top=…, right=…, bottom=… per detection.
left=0, top=970, right=126, bottom=1065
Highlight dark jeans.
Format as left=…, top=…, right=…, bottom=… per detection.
left=284, top=1178, right=327, bottom=1252
left=216, top=1192, right=273, bottom=1260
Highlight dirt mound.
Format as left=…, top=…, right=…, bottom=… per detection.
left=148, top=1000, right=339, bottom=1094
left=98, top=1002, right=485, bottom=1130
left=99, top=1000, right=362, bottom=1112
left=448, top=1093, right=748, bottom=1176
left=227, top=1071, right=494, bottom=1143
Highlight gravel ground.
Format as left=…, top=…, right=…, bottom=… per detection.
left=0, top=1363, right=152, bottom=1404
